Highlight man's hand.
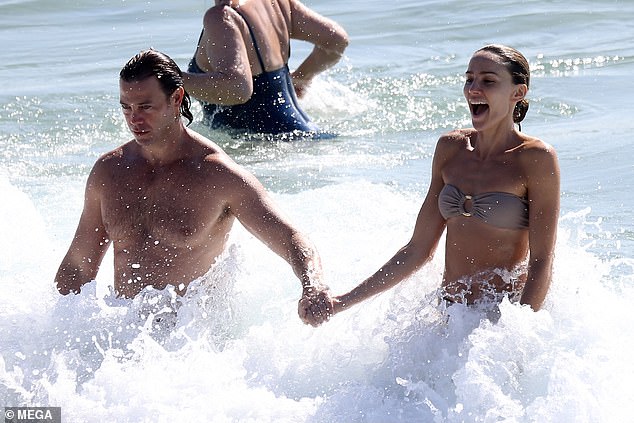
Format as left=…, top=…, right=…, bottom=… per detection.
left=298, top=285, right=333, bottom=327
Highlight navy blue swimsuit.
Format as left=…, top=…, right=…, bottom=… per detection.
left=188, top=10, right=319, bottom=134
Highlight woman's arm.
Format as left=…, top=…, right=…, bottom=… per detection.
left=520, top=142, right=560, bottom=310
left=329, top=136, right=454, bottom=316
left=332, top=189, right=446, bottom=315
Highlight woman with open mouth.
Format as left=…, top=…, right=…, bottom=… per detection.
left=300, top=44, right=561, bottom=325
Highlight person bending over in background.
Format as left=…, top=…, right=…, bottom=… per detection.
left=184, top=0, right=348, bottom=134
left=300, top=44, right=560, bottom=326
left=56, top=49, right=328, bottom=315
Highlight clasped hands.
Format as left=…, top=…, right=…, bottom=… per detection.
left=298, top=285, right=339, bottom=327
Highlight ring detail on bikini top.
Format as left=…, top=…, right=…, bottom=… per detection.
left=461, top=194, right=473, bottom=217
left=438, top=184, right=529, bottom=230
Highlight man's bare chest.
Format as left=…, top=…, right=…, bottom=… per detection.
left=100, top=168, right=229, bottom=247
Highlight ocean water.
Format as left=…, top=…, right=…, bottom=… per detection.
left=1, top=0, right=634, bottom=421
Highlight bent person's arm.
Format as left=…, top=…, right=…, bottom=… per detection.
left=288, top=0, right=349, bottom=96
left=183, top=7, right=253, bottom=105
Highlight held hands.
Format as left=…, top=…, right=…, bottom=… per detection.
left=298, top=284, right=336, bottom=327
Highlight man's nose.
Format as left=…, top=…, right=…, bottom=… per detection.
left=129, top=110, right=143, bottom=123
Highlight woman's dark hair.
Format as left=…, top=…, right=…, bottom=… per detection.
left=477, top=44, right=530, bottom=128
left=120, top=49, right=194, bottom=125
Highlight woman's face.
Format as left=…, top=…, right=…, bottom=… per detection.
left=463, top=50, right=526, bottom=132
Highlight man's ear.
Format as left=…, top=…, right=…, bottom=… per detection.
left=171, top=86, right=185, bottom=107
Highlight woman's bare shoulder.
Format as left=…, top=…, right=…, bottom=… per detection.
left=519, top=134, right=558, bottom=162
left=516, top=135, right=560, bottom=182
left=436, top=128, right=474, bottom=152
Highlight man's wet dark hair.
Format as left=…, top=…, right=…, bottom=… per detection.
left=120, top=49, right=194, bottom=125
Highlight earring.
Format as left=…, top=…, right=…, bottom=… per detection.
left=513, top=104, right=521, bottom=121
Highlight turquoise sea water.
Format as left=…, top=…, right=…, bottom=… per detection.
left=1, top=0, right=633, bottom=421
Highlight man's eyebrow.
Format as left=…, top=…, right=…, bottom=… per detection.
left=119, top=100, right=152, bottom=105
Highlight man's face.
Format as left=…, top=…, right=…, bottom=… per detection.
left=119, top=77, right=180, bottom=146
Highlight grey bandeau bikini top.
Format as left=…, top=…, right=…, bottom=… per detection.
left=438, top=184, right=529, bottom=230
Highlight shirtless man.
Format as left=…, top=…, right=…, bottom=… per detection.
left=55, top=50, right=327, bottom=318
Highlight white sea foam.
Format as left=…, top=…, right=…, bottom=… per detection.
left=2, top=0, right=634, bottom=420
left=1, top=179, right=632, bottom=422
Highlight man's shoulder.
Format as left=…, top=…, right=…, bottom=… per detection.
left=186, top=131, right=244, bottom=174
left=189, top=136, right=263, bottom=192
left=199, top=150, right=244, bottom=179
left=90, top=143, right=138, bottom=175
left=98, top=139, right=136, bottom=160
left=188, top=130, right=228, bottom=161
left=91, top=143, right=129, bottom=170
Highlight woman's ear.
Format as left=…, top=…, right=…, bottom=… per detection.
left=512, top=84, right=528, bottom=102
